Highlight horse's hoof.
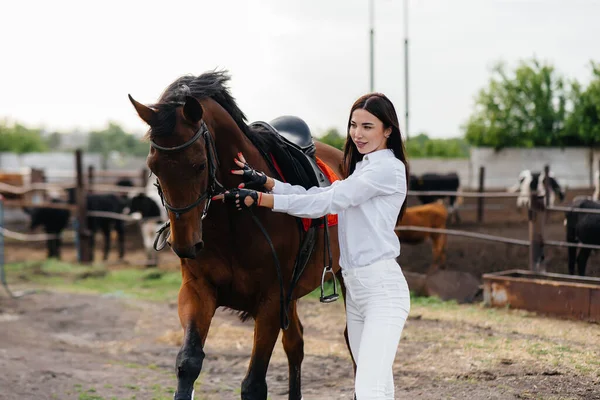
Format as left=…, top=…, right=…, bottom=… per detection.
left=173, top=389, right=194, bottom=400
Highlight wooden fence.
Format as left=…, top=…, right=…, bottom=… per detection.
left=1, top=155, right=599, bottom=274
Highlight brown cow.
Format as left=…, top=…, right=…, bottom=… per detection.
left=396, top=200, right=448, bottom=274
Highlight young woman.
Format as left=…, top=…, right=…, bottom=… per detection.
left=214, top=93, right=411, bottom=400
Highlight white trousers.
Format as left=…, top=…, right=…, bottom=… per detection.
left=342, top=259, right=411, bottom=400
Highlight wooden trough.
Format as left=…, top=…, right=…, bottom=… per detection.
left=483, top=269, right=600, bottom=322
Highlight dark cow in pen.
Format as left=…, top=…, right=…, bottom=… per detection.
left=28, top=179, right=134, bottom=261
left=409, top=172, right=462, bottom=223
left=564, top=197, right=600, bottom=276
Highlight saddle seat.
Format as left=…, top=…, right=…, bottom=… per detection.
left=249, top=116, right=331, bottom=190
left=270, top=115, right=316, bottom=157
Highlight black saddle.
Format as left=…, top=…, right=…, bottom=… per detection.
left=249, top=117, right=330, bottom=191
left=270, top=115, right=316, bottom=158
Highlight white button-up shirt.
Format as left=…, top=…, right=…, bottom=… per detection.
left=272, top=148, right=407, bottom=269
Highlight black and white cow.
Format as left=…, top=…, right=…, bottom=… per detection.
left=508, top=169, right=565, bottom=208
left=565, top=197, right=600, bottom=276
left=409, top=172, right=462, bottom=223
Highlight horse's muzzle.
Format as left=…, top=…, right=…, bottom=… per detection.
left=171, top=241, right=204, bottom=259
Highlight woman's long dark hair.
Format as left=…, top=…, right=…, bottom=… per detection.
left=343, top=93, right=410, bottom=220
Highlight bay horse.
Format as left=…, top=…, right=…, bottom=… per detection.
left=128, top=71, right=352, bottom=400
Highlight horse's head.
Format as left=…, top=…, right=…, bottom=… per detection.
left=129, top=92, right=220, bottom=259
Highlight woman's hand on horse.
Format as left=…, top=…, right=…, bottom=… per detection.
left=212, top=188, right=258, bottom=210
left=231, top=152, right=274, bottom=191
left=212, top=188, right=274, bottom=210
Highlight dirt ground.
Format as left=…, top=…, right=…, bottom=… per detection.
left=1, top=189, right=600, bottom=399
left=1, top=288, right=599, bottom=400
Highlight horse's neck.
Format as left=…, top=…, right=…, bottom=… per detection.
left=203, top=100, right=268, bottom=184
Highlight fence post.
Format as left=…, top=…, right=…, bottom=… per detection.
left=140, top=168, right=148, bottom=189
left=597, top=159, right=600, bottom=198
left=543, top=165, right=551, bottom=208
left=75, top=150, right=92, bottom=263
left=0, top=194, right=11, bottom=297
left=477, top=166, right=485, bottom=223
left=528, top=190, right=545, bottom=273
left=88, top=165, right=95, bottom=193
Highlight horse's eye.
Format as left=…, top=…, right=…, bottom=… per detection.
left=197, top=163, right=207, bottom=171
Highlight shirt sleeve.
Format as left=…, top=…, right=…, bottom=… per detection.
left=271, top=178, right=340, bottom=195
left=272, top=161, right=405, bottom=219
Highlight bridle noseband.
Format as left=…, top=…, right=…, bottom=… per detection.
left=151, top=121, right=224, bottom=250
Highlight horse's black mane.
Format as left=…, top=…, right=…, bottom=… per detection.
left=148, top=70, right=274, bottom=154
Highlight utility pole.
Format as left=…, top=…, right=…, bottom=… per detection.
left=369, top=0, right=375, bottom=92
left=404, top=0, right=410, bottom=141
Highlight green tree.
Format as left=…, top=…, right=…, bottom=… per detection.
left=88, top=122, right=148, bottom=158
left=463, top=58, right=570, bottom=149
left=564, top=62, right=600, bottom=146
left=406, top=133, right=470, bottom=158
left=318, top=128, right=346, bottom=150
left=0, top=121, right=47, bottom=153
left=45, top=131, right=62, bottom=150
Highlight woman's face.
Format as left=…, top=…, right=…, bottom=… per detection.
left=349, top=109, right=392, bottom=155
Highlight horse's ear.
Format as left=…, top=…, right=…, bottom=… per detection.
left=128, top=94, right=157, bottom=126
left=183, top=96, right=203, bottom=123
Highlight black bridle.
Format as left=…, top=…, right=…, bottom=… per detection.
left=151, top=121, right=224, bottom=250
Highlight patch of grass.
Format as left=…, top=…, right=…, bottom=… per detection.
left=150, top=383, right=175, bottom=400
left=554, top=345, right=573, bottom=353
left=410, top=292, right=459, bottom=309
left=123, top=362, right=142, bottom=369
left=7, top=260, right=181, bottom=301
left=78, top=393, right=104, bottom=400
left=527, top=342, right=550, bottom=356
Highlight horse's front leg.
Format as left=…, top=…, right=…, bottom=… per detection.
left=241, top=297, right=282, bottom=400
left=281, top=300, right=303, bottom=400
left=174, top=275, right=217, bottom=400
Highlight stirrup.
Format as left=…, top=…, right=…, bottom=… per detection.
left=320, top=266, right=339, bottom=303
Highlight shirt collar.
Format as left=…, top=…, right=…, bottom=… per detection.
left=363, top=148, right=394, bottom=163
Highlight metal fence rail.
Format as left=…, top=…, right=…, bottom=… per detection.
left=395, top=225, right=529, bottom=246
left=406, top=190, right=519, bottom=198
left=546, top=205, right=600, bottom=215
left=395, top=225, right=600, bottom=251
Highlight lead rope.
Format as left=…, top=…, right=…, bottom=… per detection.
left=248, top=208, right=290, bottom=330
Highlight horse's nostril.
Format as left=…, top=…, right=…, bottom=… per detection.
left=195, top=241, right=204, bottom=251
left=172, top=245, right=196, bottom=259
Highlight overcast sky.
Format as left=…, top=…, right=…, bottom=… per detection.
left=1, top=0, right=599, bottom=139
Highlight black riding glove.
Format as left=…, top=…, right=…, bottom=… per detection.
left=224, top=188, right=259, bottom=210
left=240, top=162, right=268, bottom=191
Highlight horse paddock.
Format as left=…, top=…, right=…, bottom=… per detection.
left=2, top=190, right=599, bottom=399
